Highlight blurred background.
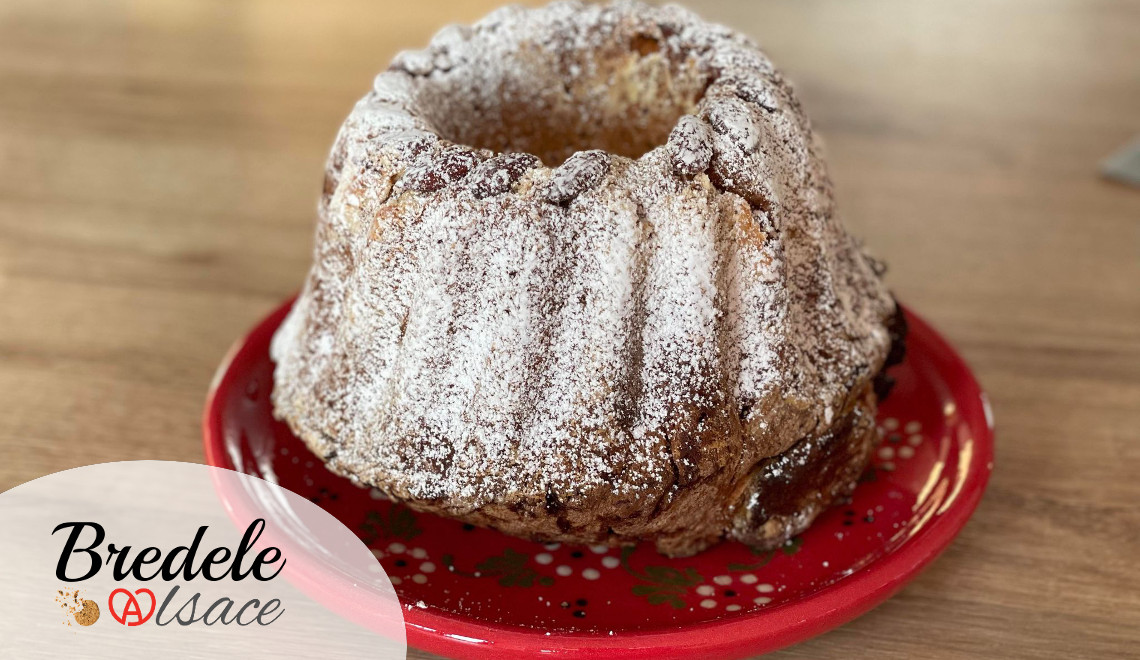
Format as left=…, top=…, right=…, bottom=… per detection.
left=0, top=1, right=1137, bottom=658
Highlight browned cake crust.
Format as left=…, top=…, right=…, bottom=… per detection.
left=270, top=0, right=902, bottom=557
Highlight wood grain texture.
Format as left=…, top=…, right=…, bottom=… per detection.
left=0, top=0, right=1137, bottom=657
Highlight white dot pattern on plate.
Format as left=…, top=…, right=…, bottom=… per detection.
left=262, top=332, right=926, bottom=624
left=215, top=248, right=996, bottom=643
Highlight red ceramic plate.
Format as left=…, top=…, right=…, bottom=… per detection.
left=203, top=298, right=993, bottom=659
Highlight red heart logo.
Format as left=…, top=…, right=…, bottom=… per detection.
left=107, top=588, right=156, bottom=626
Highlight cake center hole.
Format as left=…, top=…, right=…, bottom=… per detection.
left=416, top=35, right=710, bottom=166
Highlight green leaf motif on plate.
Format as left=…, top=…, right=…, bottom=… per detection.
left=442, top=549, right=554, bottom=588
left=621, top=546, right=704, bottom=609
left=360, top=504, right=423, bottom=545
left=727, top=536, right=804, bottom=572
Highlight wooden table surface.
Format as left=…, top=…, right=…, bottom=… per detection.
left=2, top=0, right=1138, bottom=657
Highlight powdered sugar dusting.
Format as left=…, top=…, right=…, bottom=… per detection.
left=668, top=114, right=714, bottom=176
left=545, top=150, right=612, bottom=204
left=270, top=0, right=895, bottom=553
